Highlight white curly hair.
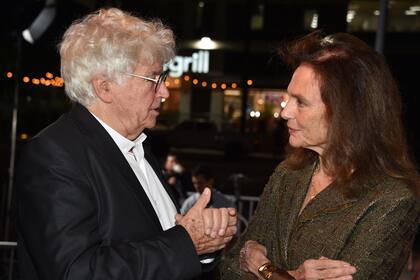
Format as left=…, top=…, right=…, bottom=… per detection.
left=59, top=8, right=175, bottom=106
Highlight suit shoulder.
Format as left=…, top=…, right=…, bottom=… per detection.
left=28, top=112, right=81, bottom=147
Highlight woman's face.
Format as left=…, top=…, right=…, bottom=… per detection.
left=281, top=64, right=329, bottom=155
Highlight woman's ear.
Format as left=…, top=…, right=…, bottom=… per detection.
left=92, top=76, right=113, bottom=103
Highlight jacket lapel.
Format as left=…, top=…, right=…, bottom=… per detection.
left=295, top=182, right=358, bottom=232
left=68, top=103, right=162, bottom=228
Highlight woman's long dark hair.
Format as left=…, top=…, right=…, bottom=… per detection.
left=279, top=31, right=419, bottom=196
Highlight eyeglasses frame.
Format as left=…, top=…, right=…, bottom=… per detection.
left=127, top=69, right=170, bottom=92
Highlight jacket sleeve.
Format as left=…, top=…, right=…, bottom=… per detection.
left=16, top=137, right=201, bottom=280
left=219, top=164, right=287, bottom=280
left=338, top=188, right=420, bottom=280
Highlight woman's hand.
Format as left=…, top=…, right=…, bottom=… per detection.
left=239, top=240, right=270, bottom=277
left=289, top=257, right=357, bottom=280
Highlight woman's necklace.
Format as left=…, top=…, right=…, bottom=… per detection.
left=309, top=183, right=318, bottom=200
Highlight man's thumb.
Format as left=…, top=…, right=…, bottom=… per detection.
left=175, top=214, right=183, bottom=224
left=192, top=187, right=211, bottom=210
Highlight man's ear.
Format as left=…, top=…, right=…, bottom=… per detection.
left=92, top=76, right=113, bottom=103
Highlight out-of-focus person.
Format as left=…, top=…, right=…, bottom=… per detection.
left=16, top=8, right=236, bottom=280
left=181, top=165, right=235, bottom=215
left=219, top=31, right=420, bottom=280
left=163, top=153, right=194, bottom=205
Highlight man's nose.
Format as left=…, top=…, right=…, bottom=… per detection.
left=157, top=83, right=170, bottom=99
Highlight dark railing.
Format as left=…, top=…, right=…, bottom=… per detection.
left=0, top=241, right=17, bottom=280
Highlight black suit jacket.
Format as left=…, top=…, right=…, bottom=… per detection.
left=16, top=103, right=203, bottom=280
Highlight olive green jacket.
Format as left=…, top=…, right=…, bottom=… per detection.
left=220, top=162, right=420, bottom=280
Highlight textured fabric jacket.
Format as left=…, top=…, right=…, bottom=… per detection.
left=16, top=103, right=205, bottom=280
left=220, top=162, right=420, bottom=280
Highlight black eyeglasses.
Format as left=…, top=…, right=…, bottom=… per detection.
left=127, top=69, right=170, bottom=92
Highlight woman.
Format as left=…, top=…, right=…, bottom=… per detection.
left=220, top=31, right=420, bottom=280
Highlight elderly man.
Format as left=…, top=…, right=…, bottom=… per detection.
left=16, top=8, right=236, bottom=280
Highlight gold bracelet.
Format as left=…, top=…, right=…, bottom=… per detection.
left=258, top=262, right=277, bottom=279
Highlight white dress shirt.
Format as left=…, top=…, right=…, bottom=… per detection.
left=91, top=114, right=177, bottom=231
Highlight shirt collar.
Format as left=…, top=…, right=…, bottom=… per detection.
left=89, top=112, right=147, bottom=156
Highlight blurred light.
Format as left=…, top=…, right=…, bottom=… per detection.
left=257, top=98, right=264, bottom=105
left=184, top=75, right=190, bottom=81
left=231, top=83, right=238, bottom=89
left=45, top=80, right=51, bottom=86
left=19, top=133, right=29, bottom=140
left=32, top=78, right=40, bottom=85
left=211, top=83, right=217, bottom=89
left=165, top=81, right=170, bottom=87
left=23, top=77, right=30, bottom=83
left=22, top=1, right=56, bottom=44
left=250, top=111, right=255, bottom=117
left=161, top=98, right=166, bottom=103
left=405, top=10, right=417, bottom=15
left=274, top=112, right=279, bottom=118
left=174, top=78, right=180, bottom=85
left=193, top=79, right=199, bottom=85
left=221, top=83, right=227, bottom=90
left=40, top=77, right=46, bottom=84
left=196, top=37, right=218, bottom=50
left=410, top=6, right=420, bottom=12
left=225, top=90, right=240, bottom=96
left=198, top=1, right=204, bottom=8
left=347, top=10, right=356, bottom=22
left=247, top=80, right=253, bottom=86
left=45, top=72, right=53, bottom=79
left=374, top=10, right=380, bottom=16
left=310, top=13, right=318, bottom=29
left=280, top=101, right=287, bottom=109
left=6, top=72, right=13, bottom=78
left=255, top=111, right=261, bottom=118
left=201, top=81, right=207, bottom=87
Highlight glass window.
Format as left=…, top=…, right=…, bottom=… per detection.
left=347, top=0, right=420, bottom=32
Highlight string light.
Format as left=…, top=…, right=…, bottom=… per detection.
left=4, top=72, right=260, bottom=90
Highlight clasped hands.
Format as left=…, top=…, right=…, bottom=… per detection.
left=176, top=188, right=237, bottom=255
left=240, top=240, right=357, bottom=280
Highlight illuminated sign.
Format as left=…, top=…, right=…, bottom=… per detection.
left=167, top=51, right=209, bottom=78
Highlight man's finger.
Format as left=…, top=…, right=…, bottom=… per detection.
left=218, top=208, right=229, bottom=236
left=228, top=207, right=237, bottom=216
left=190, top=187, right=211, bottom=211
left=202, top=209, right=213, bottom=235
left=175, top=214, right=183, bottom=224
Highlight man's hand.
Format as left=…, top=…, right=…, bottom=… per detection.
left=176, top=188, right=237, bottom=255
